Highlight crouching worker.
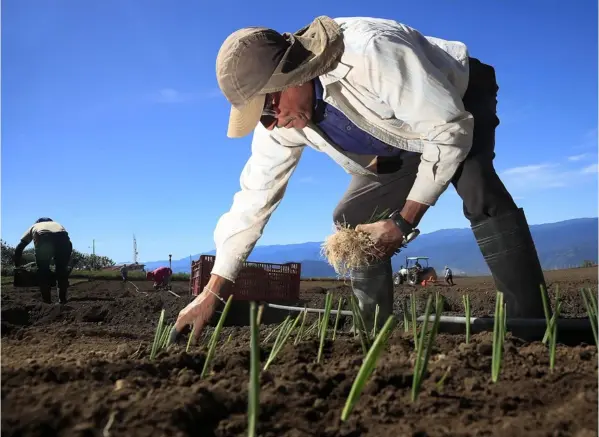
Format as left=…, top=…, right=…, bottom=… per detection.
left=13, top=218, right=73, bottom=304
left=146, top=266, right=172, bottom=290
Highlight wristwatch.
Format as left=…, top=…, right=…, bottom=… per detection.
left=389, top=211, right=420, bottom=245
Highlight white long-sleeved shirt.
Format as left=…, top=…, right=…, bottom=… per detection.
left=20, top=221, right=67, bottom=246
left=212, top=17, right=474, bottom=281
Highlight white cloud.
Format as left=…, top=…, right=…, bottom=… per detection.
left=573, top=127, right=599, bottom=151
left=297, top=176, right=316, bottom=184
left=500, top=163, right=569, bottom=192
left=151, top=88, right=221, bottom=104
left=497, top=101, right=534, bottom=125
left=568, top=153, right=590, bottom=162
left=500, top=160, right=597, bottom=194
left=581, top=163, right=599, bottom=174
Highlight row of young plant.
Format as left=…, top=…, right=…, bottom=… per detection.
left=150, top=286, right=598, bottom=437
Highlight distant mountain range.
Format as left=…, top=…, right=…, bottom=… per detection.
left=142, top=217, right=598, bottom=277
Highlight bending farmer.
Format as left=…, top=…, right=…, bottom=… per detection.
left=174, top=16, right=549, bottom=340
left=147, top=266, right=172, bottom=290
left=13, top=217, right=73, bottom=304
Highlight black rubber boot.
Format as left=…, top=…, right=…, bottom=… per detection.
left=40, top=286, right=52, bottom=304
left=58, top=288, right=68, bottom=305
left=471, top=208, right=549, bottom=319
left=350, top=258, right=394, bottom=331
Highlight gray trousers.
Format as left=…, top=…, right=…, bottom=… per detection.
left=333, top=58, right=519, bottom=327
left=333, top=58, right=517, bottom=228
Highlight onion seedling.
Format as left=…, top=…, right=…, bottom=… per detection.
left=581, top=288, right=598, bottom=346
left=491, top=291, right=506, bottom=383
left=263, top=317, right=287, bottom=345
left=201, top=294, right=234, bottom=378
left=436, top=366, right=451, bottom=391
left=462, top=294, right=471, bottom=344
left=248, top=302, right=260, bottom=437
left=257, top=304, right=264, bottom=326
left=294, top=308, right=308, bottom=345
left=264, top=314, right=301, bottom=370
left=410, top=293, right=418, bottom=349
left=349, top=295, right=370, bottom=354
left=160, top=323, right=173, bottom=349
left=372, top=304, right=380, bottom=338
left=150, top=309, right=166, bottom=360
left=540, top=284, right=552, bottom=345
left=332, top=297, right=344, bottom=341
left=402, top=300, right=409, bottom=333
left=549, top=295, right=562, bottom=372
left=341, top=315, right=396, bottom=421
left=351, top=295, right=370, bottom=343
left=303, top=318, right=320, bottom=339
left=411, top=294, right=443, bottom=402
left=317, top=292, right=334, bottom=363
left=186, top=325, right=195, bottom=353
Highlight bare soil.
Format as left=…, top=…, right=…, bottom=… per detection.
left=2, top=267, right=598, bottom=437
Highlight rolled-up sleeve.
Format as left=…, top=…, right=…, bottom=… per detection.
left=211, top=125, right=304, bottom=281
left=363, top=30, right=474, bottom=206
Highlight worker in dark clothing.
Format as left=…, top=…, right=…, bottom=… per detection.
left=120, top=264, right=129, bottom=282
left=13, top=218, right=73, bottom=304
left=444, top=266, right=455, bottom=286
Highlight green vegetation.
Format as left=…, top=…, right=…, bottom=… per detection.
left=1, top=239, right=116, bottom=275
left=411, top=294, right=443, bottom=401
left=462, top=294, right=471, bottom=344
left=341, top=315, right=396, bottom=421
left=491, top=292, right=507, bottom=383
left=248, top=302, right=260, bottom=437
left=581, top=288, right=598, bottom=346
left=201, top=295, right=234, bottom=378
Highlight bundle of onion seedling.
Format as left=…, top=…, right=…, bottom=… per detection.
left=320, top=209, right=391, bottom=277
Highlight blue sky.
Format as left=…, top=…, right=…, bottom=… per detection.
left=2, top=0, right=597, bottom=263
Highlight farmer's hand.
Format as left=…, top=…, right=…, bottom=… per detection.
left=173, top=274, right=230, bottom=342
left=355, top=219, right=404, bottom=257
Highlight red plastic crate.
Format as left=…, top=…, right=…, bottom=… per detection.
left=189, top=255, right=301, bottom=302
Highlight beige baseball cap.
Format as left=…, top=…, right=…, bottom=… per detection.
left=216, top=28, right=289, bottom=138
left=215, top=17, right=345, bottom=138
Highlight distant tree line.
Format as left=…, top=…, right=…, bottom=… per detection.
left=1, top=239, right=116, bottom=275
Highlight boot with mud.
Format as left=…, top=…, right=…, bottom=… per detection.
left=350, top=257, right=394, bottom=333
left=58, top=288, right=68, bottom=305
left=472, top=207, right=549, bottom=319
left=40, top=286, right=52, bottom=304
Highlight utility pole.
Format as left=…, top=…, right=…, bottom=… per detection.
left=133, top=234, right=139, bottom=265
left=92, top=239, right=96, bottom=270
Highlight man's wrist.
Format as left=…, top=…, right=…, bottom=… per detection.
left=400, top=200, right=429, bottom=227
left=207, top=274, right=232, bottom=293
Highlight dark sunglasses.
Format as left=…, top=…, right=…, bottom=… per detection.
left=262, top=93, right=277, bottom=118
